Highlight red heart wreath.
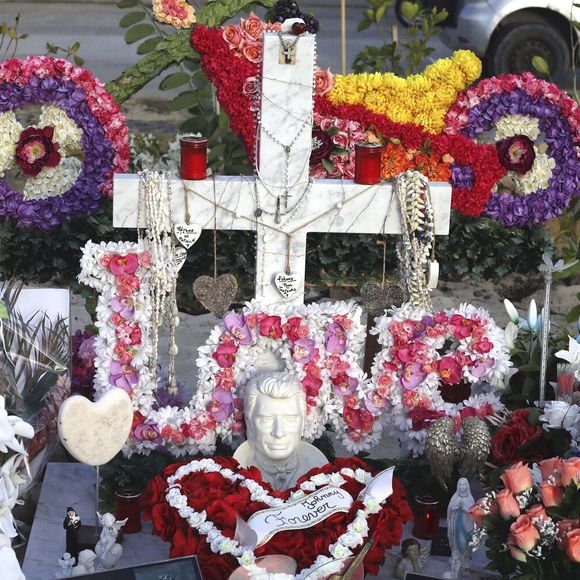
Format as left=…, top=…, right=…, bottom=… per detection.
left=142, top=456, right=412, bottom=579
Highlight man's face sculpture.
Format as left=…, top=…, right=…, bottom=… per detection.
left=248, top=391, right=304, bottom=462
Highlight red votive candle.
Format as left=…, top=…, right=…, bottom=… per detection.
left=354, top=142, right=383, bottom=185
left=180, top=136, right=207, bottom=180
left=557, top=363, right=577, bottom=401
left=412, top=495, right=439, bottom=539
left=115, top=489, right=142, bottom=533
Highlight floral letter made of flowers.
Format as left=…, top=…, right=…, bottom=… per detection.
left=370, top=303, right=512, bottom=455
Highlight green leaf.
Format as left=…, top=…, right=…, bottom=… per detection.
left=169, top=91, right=198, bottom=110
left=208, top=143, right=227, bottom=162
left=567, top=303, right=580, bottom=323
left=73, top=56, right=85, bottom=66
left=124, top=23, right=155, bottom=44
left=321, top=158, right=335, bottom=174
left=218, top=111, right=229, bottom=129
left=119, top=11, right=146, bottom=28
left=401, top=1, right=420, bottom=22
left=117, top=0, right=138, bottom=8
left=199, top=0, right=277, bottom=28
left=531, top=55, right=550, bottom=76
left=357, top=20, right=372, bottom=32
left=159, top=71, right=191, bottom=90
left=0, top=300, right=7, bottom=319
left=180, top=116, right=208, bottom=133
left=137, top=36, right=163, bottom=55
left=375, top=3, right=387, bottom=24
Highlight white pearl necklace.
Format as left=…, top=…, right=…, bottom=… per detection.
left=137, top=171, right=179, bottom=391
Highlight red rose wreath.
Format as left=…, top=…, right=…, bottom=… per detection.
left=142, top=456, right=412, bottom=579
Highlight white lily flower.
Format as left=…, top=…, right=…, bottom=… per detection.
left=0, top=534, right=24, bottom=580
left=527, top=300, right=537, bottom=332
left=0, top=396, right=34, bottom=455
left=0, top=456, right=25, bottom=538
left=503, top=299, right=520, bottom=324
left=556, top=336, right=580, bottom=366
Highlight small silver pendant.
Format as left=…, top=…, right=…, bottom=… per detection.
left=279, top=45, right=297, bottom=65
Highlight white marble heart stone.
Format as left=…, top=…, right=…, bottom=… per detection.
left=58, top=389, right=133, bottom=466
left=173, top=221, right=202, bottom=249
left=273, top=272, right=300, bottom=301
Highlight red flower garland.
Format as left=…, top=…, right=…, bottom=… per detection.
left=142, top=456, right=412, bottom=579
left=191, top=25, right=259, bottom=161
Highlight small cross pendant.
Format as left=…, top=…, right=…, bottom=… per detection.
left=279, top=46, right=296, bottom=65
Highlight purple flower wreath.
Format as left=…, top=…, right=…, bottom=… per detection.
left=445, top=73, right=580, bottom=227
left=0, top=57, right=129, bottom=229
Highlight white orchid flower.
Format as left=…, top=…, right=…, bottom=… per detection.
left=0, top=396, right=34, bottom=455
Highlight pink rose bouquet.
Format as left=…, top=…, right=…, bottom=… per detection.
left=470, top=457, right=580, bottom=578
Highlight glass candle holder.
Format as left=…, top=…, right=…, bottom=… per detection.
left=557, top=363, right=578, bottom=402
left=354, top=142, right=383, bottom=185
left=115, top=489, right=142, bottom=534
left=180, top=136, right=207, bottom=180
left=412, top=495, right=439, bottom=540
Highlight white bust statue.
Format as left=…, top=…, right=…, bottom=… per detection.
left=233, top=372, right=327, bottom=490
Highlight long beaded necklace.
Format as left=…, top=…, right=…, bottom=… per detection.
left=137, top=171, right=180, bottom=393
left=394, top=170, right=436, bottom=310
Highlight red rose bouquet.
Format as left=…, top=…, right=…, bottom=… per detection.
left=141, top=456, right=412, bottom=579
left=470, top=458, right=580, bottom=579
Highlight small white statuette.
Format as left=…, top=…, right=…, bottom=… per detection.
left=173, top=221, right=202, bottom=249
left=95, top=513, right=127, bottom=570
left=443, top=478, right=475, bottom=579
left=71, top=550, right=96, bottom=576
left=273, top=272, right=300, bottom=301
left=233, top=372, right=327, bottom=490
left=56, top=552, right=74, bottom=578
left=58, top=389, right=133, bottom=466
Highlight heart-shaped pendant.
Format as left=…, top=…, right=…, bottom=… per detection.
left=273, top=272, right=300, bottom=301
left=360, top=281, right=407, bottom=315
left=174, top=222, right=202, bottom=249
left=193, top=274, right=238, bottom=318
left=58, top=388, right=133, bottom=466
left=174, top=247, right=187, bottom=271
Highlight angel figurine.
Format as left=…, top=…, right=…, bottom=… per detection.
left=393, top=538, right=430, bottom=578
left=95, top=513, right=127, bottom=569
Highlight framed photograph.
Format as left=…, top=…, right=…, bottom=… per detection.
left=73, top=556, right=203, bottom=579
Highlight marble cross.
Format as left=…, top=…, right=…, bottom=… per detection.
left=113, top=33, right=452, bottom=307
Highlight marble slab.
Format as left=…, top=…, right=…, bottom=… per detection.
left=22, top=463, right=168, bottom=580
left=23, top=463, right=497, bottom=580
left=113, top=174, right=451, bottom=306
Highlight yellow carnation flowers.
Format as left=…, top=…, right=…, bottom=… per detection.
left=327, top=50, right=482, bottom=134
